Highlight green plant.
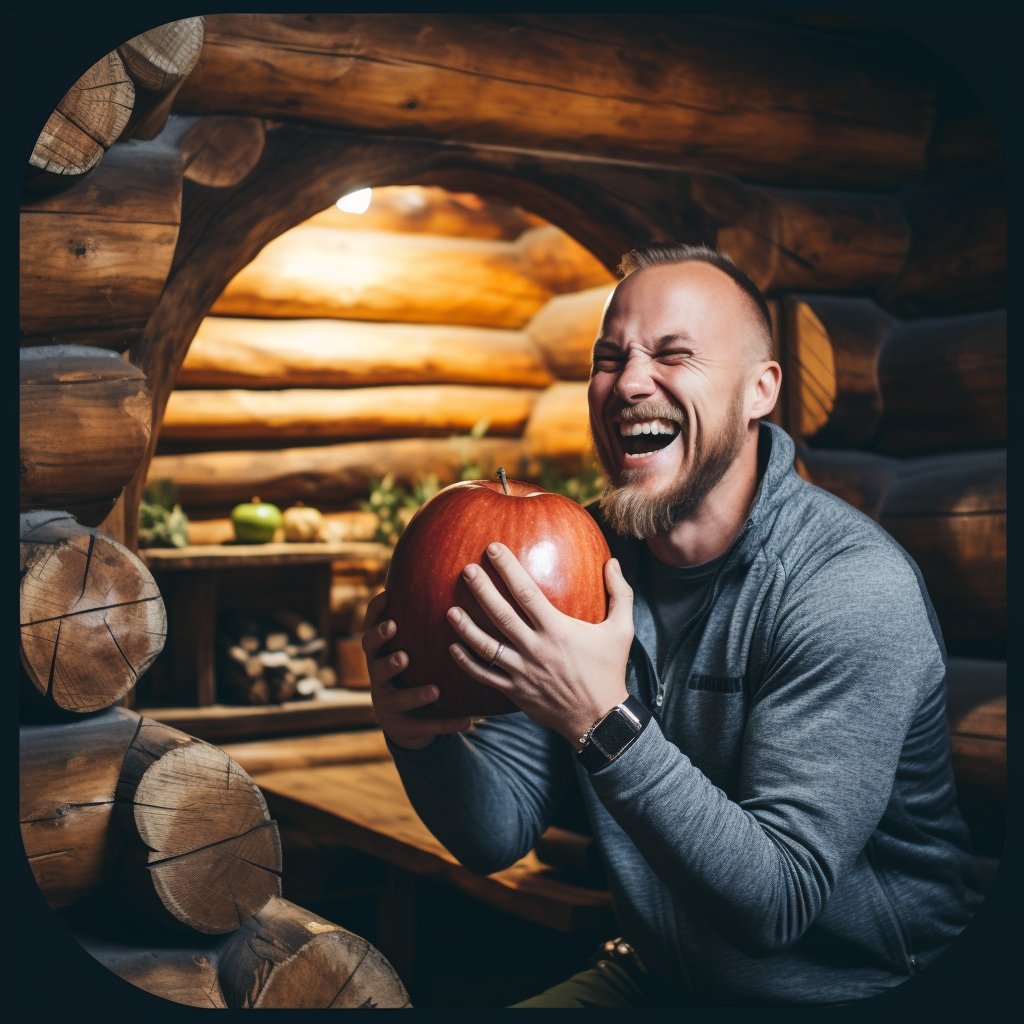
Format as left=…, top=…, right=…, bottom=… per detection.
left=139, top=479, right=190, bottom=548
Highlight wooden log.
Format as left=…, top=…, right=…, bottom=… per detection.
left=515, top=225, right=614, bottom=294
left=308, top=183, right=542, bottom=239
left=175, top=13, right=939, bottom=187
left=20, top=141, right=182, bottom=341
left=28, top=51, right=134, bottom=185
left=160, top=384, right=540, bottom=444
left=527, top=284, right=614, bottom=380
left=147, top=436, right=525, bottom=514
left=119, top=18, right=206, bottom=141
left=175, top=315, right=552, bottom=390
left=875, top=177, right=1006, bottom=317
left=781, top=299, right=1005, bottom=454
left=19, top=707, right=140, bottom=909
left=874, top=310, right=1006, bottom=454
left=211, top=225, right=570, bottom=328
left=115, top=715, right=282, bottom=934
left=76, top=896, right=410, bottom=1008
left=778, top=295, right=893, bottom=445
left=880, top=451, right=1005, bottom=659
left=522, top=381, right=593, bottom=469
left=220, top=730, right=390, bottom=775
left=20, top=511, right=166, bottom=715
left=798, top=448, right=1005, bottom=657
left=20, top=347, right=152, bottom=525
left=180, top=115, right=265, bottom=187
left=945, top=657, right=1006, bottom=858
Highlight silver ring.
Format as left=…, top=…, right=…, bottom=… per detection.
left=487, top=642, right=505, bottom=669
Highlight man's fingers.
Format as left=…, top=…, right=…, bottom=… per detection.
left=362, top=616, right=396, bottom=656
left=362, top=590, right=388, bottom=631
left=446, top=607, right=521, bottom=674
left=378, top=679, right=440, bottom=714
left=604, top=558, right=634, bottom=623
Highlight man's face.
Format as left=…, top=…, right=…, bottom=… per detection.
left=587, top=262, right=761, bottom=539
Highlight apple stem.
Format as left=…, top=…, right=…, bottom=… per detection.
left=497, top=467, right=509, bottom=495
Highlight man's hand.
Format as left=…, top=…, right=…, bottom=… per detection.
left=361, top=591, right=474, bottom=751
left=446, top=543, right=634, bottom=746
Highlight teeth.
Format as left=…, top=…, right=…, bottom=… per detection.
left=618, top=418, right=678, bottom=437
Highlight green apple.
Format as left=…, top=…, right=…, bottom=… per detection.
left=231, top=497, right=283, bottom=543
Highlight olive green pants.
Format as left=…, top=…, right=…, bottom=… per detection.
left=510, top=960, right=681, bottom=1008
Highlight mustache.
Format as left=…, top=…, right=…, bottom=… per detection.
left=616, top=399, right=686, bottom=425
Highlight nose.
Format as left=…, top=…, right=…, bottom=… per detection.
left=614, top=352, right=657, bottom=403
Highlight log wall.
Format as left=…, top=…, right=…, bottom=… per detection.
left=17, top=12, right=1007, bottom=1005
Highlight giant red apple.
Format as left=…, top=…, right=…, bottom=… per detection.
left=383, top=470, right=612, bottom=718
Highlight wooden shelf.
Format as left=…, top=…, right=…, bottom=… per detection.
left=140, top=540, right=392, bottom=572
left=139, top=688, right=376, bottom=744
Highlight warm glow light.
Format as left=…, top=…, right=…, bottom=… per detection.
left=336, top=188, right=373, bottom=214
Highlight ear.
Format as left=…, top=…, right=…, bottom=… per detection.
left=747, top=361, right=782, bottom=420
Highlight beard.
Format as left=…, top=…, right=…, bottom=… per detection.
left=595, top=389, right=748, bottom=539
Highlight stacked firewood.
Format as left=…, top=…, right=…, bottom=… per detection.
left=217, top=609, right=337, bottom=705
left=19, top=509, right=409, bottom=1007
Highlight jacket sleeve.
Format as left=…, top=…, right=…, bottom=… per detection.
left=587, top=544, right=946, bottom=954
left=387, top=710, right=573, bottom=875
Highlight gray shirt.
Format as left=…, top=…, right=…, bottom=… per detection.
left=389, top=422, right=981, bottom=1005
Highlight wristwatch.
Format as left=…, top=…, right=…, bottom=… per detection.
left=576, top=695, right=651, bottom=773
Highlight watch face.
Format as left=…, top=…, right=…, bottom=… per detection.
left=592, top=707, right=639, bottom=758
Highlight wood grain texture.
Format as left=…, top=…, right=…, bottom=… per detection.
left=175, top=315, right=553, bottom=390
left=19, top=707, right=140, bottom=908
left=74, top=895, right=409, bottom=1008
left=175, top=13, right=937, bottom=187
left=527, top=284, right=614, bottom=380
left=115, top=715, right=282, bottom=934
left=178, top=114, right=264, bottom=187
left=29, top=51, right=134, bottom=181
left=210, top=223, right=609, bottom=328
left=119, top=17, right=206, bottom=141
left=20, top=347, right=152, bottom=524
left=20, top=141, right=182, bottom=340
left=782, top=298, right=1005, bottom=454
left=20, top=511, right=166, bottom=714
left=160, top=384, right=541, bottom=443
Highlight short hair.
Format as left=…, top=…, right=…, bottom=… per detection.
left=618, top=243, right=774, bottom=359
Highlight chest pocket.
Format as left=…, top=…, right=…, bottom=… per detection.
left=688, top=673, right=743, bottom=693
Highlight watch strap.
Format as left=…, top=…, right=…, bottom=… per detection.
left=577, top=695, right=651, bottom=773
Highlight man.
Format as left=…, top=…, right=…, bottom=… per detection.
left=362, top=243, right=981, bottom=1006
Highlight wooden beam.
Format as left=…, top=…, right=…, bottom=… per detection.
left=175, top=13, right=938, bottom=187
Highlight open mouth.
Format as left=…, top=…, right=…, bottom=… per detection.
left=618, top=417, right=681, bottom=456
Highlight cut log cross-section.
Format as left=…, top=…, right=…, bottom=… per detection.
left=114, top=716, right=282, bottom=935
left=119, top=17, right=206, bottom=141
left=28, top=51, right=134, bottom=185
left=19, top=511, right=166, bottom=715
left=781, top=297, right=1006, bottom=454
left=75, top=896, right=410, bottom=1008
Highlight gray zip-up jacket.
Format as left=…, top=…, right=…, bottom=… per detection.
left=390, top=422, right=981, bottom=1005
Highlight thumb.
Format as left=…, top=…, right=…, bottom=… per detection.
left=603, top=558, right=633, bottom=622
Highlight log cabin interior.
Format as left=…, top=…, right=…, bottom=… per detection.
left=17, top=12, right=1010, bottom=1010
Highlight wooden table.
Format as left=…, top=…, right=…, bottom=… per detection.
left=140, top=542, right=390, bottom=711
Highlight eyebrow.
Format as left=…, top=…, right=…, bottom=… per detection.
left=593, top=332, right=696, bottom=352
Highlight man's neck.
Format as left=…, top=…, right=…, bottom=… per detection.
left=644, top=433, right=761, bottom=568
